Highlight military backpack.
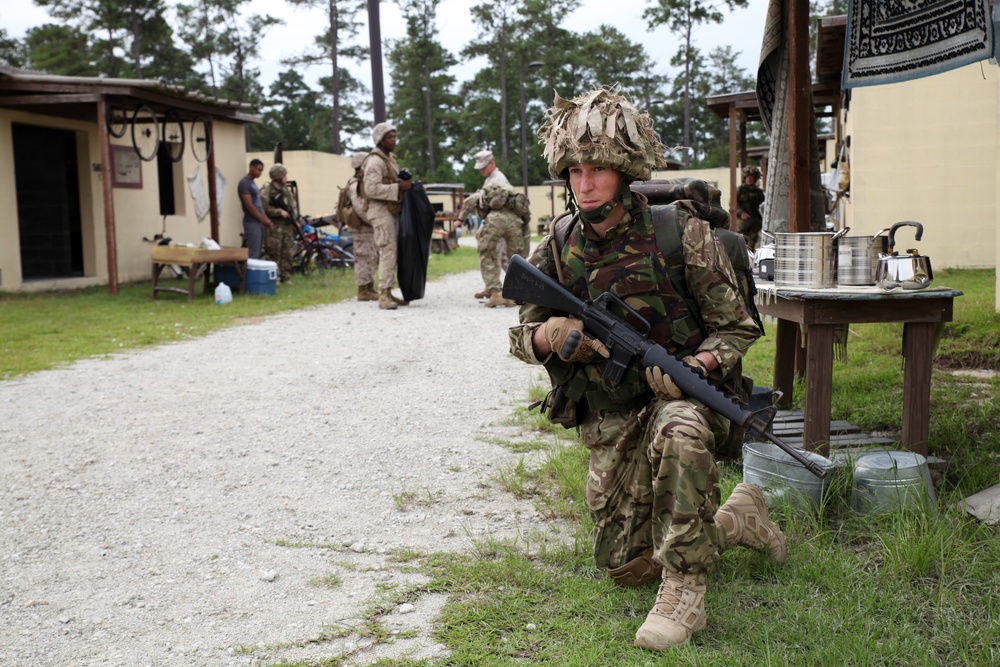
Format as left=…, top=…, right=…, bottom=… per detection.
left=336, top=182, right=364, bottom=231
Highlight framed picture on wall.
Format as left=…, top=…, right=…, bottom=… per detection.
left=111, top=145, right=142, bottom=188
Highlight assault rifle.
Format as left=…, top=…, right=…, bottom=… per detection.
left=502, top=255, right=828, bottom=479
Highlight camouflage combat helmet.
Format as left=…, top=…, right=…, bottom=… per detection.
left=537, top=86, right=666, bottom=181
left=742, top=165, right=762, bottom=181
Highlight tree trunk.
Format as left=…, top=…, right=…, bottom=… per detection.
left=499, top=23, right=508, bottom=165
left=131, top=10, right=142, bottom=78
left=329, top=0, right=341, bottom=154
left=424, top=73, right=435, bottom=174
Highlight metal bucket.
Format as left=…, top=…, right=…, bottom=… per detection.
left=850, top=451, right=935, bottom=513
left=774, top=231, right=844, bottom=288
left=837, top=230, right=888, bottom=286
left=743, top=441, right=834, bottom=513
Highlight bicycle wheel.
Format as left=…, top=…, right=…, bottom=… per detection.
left=106, top=99, right=129, bottom=138
left=131, top=104, right=160, bottom=161
left=190, top=116, right=212, bottom=162
left=161, top=109, right=185, bottom=162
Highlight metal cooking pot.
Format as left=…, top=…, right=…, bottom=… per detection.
left=774, top=227, right=849, bottom=288
left=837, top=228, right=889, bottom=286
left=875, top=221, right=933, bottom=291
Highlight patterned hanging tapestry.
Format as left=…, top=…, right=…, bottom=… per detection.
left=843, top=0, right=994, bottom=88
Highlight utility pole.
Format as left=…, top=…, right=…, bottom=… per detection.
left=367, top=0, right=386, bottom=124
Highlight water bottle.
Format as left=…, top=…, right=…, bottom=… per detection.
left=214, top=282, right=233, bottom=305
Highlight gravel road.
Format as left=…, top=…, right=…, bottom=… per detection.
left=0, top=259, right=566, bottom=667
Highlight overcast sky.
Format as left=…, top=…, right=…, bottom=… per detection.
left=1, top=0, right=770, bottom=100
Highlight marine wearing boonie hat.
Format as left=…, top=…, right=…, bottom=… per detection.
left=372, top=122, right=396, bottom=146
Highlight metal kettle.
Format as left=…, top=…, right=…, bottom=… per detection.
left=875, top=221, right=933, bottom=291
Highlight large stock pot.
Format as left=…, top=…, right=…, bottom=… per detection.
left=774, top=228, right=849, bottom=288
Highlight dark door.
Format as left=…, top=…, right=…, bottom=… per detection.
left=12, top=123, right=84, bottom=279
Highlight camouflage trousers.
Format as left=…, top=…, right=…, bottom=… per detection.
left=264, top=221, right=295, bottom=283
left=478, top=215, right=526, bottom=292
left=370, top=216, right=398, bottom=291
left=583, top=397, right=730, bottom=575
left=352, top=224, right=376, bottom=287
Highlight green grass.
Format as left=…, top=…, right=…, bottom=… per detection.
left=0, top=246, right=479, bottom=379
left=4, top=257, right=999, bottom=666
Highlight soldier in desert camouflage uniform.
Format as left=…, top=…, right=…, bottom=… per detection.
left=459, top=180, right=527, bottom=308
left=507, top=87, right=786, bottom=651
left=346, top=152, right=378, bottom=302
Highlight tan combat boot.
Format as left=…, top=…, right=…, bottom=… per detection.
left=607, top=551, right=662, bottom=588
left=715, top=483, right=787, bottom=561
left=484, top=291, right=514, bottom=308
left=634, top=570, right=707, bottom=650
left=357, top=283, right=378, bottom=301
left=378, top=289, right=398, bottom=310
left=474, top=288, right=493, bottom=299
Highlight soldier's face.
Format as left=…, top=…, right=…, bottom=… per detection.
left=382, top=131, right=398, bottom=151
left=568, top=164, right=623, bottom=212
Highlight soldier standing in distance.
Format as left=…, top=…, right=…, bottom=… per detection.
left=360, top=122, right=411, bottom=310
left=508, top=87, right=786, bottom=650
left=346, top=152, right=378, bottom=302
left=736, top=166, right=765, bottom=250
left=472, top=149, right=511, bottom=298
left=459, top=149, right=526, bottom=308
left=261, top=164, right=296, bottom=285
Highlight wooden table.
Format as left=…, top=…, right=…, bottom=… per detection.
left=151, top=246, right=248, bottom=301
left=755, top=284, right=962, bottom=456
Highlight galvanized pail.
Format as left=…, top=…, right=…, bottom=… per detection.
left=850, top=451, right=935, bottom=513
left=743, top=441, right=834, bottom=512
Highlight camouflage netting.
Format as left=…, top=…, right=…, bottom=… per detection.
left=538, top=86, right=667, bottom=181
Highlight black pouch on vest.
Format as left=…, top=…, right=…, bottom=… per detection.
left=534, top=386, right=589, bottom=429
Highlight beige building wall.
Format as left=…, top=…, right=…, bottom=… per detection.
left=0, top=110, right=250, bottom=291
left=841, top=63, right=998, bottom=270
left=246, top=150, right=354, bottom=218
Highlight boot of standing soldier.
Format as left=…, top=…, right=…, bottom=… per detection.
left=357, top=283, right=378, bottom=302
left=378, top=289, right=398, bottom=310
left=484, top=291, right=514, bottom=308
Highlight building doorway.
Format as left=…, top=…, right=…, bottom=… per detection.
left=12, top=123, right=84, bottom=280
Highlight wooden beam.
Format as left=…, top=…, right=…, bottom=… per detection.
left=0, top=93, right=104, bottom=106
left=96, top=99, right=119, bottom=296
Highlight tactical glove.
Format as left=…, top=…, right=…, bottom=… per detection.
left=544, top=317, right=610, bottom=363
left=682, top=355, right=709, bottom=378
left=645, top=366, right=682, bottom=400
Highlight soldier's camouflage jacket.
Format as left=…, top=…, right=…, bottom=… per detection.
left=261, top=182, right=297, bottom=222
left=508, top=198, right=761, bottom=413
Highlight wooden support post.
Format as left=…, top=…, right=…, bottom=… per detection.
left=206, top=120, right=219, bottom=242
left=728, top=105, right=738, bottom=216
left=96, top=99, right=119, bottom=296
left=787, top=0, right=811, bottom=234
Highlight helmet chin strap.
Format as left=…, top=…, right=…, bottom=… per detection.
left=570, top=177, right=638, bottom=224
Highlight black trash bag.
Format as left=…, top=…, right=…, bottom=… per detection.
left=397, top=181, right=436, bottom=302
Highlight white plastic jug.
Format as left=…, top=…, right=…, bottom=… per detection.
left=214, top=282, right=233, bottom=304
